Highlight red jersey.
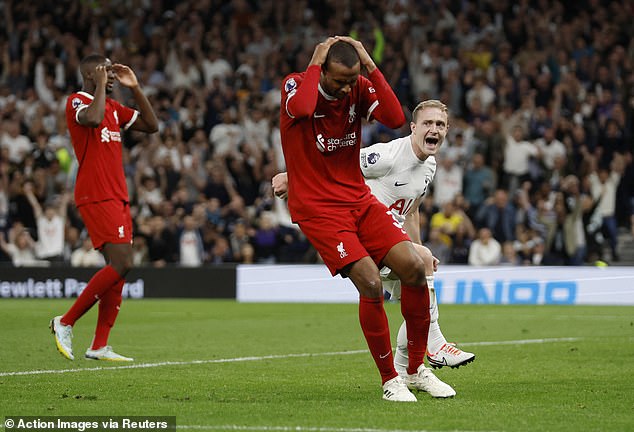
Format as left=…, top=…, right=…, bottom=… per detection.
left=280, top=66, right=384, bottom=221
left=65, top=91, right=138, bottom=206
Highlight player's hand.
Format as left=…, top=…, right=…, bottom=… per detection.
left=335, top=36, right=376, bottom=73
left=112, top=64, right=139, bottom=88
left=309, top=37, right=338, bottom=67
left=272, top=172, right=289, bottom=200
left=432, top=256, right=440, bottom=272
left=94, top=64, right=108, bottom=88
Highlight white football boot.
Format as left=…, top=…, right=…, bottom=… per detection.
left=382, top=376, right=417, bottom=402
left=427, top=343, right=476, bottom=369
left=405, top=364, right=456, bottom=398
left=85, top=346, right=133, bottom=362
left=50, top=316, right=74, bottom=360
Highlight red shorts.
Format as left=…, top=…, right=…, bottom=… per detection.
left=78, top=200, right=133, bottom=250
left=297, top=198, right=410, bottom=276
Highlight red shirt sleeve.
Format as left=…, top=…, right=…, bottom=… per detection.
left=367, top=68, right=405, bottom=129
left=110, top=99, right=139, bottom=130
left=285, top=65, right=322, bottom=119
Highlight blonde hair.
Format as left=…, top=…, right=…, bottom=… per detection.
left=411, top=99, right=449, bottom=122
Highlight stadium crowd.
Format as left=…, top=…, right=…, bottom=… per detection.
left=0, top=0, right=633, bottom=268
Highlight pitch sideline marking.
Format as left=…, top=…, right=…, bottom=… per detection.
left=178, top=425, right=498, bottom=432
left=0, top=337, right=581, bottom=377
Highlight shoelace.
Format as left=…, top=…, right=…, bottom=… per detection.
left=441, top=344, right=463, bottom=355
left=61, top=326, right=73, bottom=339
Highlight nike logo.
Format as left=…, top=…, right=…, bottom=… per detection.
left=313, top=113, right=325, bottom=118
left=394, top=181, right=408, bottom=187
left=379, top=352, right=391, bottom=359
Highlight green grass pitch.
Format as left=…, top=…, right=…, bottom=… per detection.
left=1, top=299, right=633, bottom=431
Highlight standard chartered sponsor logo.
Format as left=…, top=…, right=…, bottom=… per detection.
left=326, top=131, right=357, bottom=152
left=100, top=127, right=122, bottom=143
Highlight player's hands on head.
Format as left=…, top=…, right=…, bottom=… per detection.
left=112, top=64, right=139, bottom=88
left=309, top=37, right=338, bottom=67
left=334, top=36, right=376, bottom=73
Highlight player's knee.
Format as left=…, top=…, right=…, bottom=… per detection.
left=358, top=275, right=384, bottom=298
left=399, top=256, right=426, bottom=286
left=111, top=256, right=133, bottom=277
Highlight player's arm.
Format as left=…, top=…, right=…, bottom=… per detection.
left=78, top=65, right=107, bottom=128
left=403, top=198, right=422, bottom=245
left=23, top=182, right=42, bottom=219
left=285, top=38, right=337, bottom=119
left=112, top=64, right=158, bottom=133
left=337, top=36, right=405, bottom=129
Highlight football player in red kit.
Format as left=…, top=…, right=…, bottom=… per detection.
left=51, top=54, right=157, bottom=361
left=280, top=36, right=450, bottom=401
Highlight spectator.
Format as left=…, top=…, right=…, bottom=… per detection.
left=588, top=155, right=624, bottom=262
left=429, top=201, right=463, bottom=248
left=1, top=118, right=33, bottom=164
left=462, top=152, right=496, bottom=217
left=468, top=227, right=502, bottom=266
left=500, top=241, right=521, bottom=266
left=423, top=227, right=451, bottom=265
left=476, top=189, right=517, bottom=244
left=23, top=183, right=69, bottom=262
left=178, top=215, right=205, bottom=267
left=502, top=125, right=540, bottom=196
left=70, top=237, right=106, bottom=267
left=0, top=224, right=49, bottom=267
left=251, top=211, right=279, bottom=264
left=432, top=155, right=463, bottom=207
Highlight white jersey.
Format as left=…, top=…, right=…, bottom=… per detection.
left=361, top=135, right=436, bottom=223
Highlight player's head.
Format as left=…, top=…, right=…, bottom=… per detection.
left=321, top=41, right=360, bottom=100
left=410, top=99, right=449, bottom=157
left=80, top=54, right=115, bottom=93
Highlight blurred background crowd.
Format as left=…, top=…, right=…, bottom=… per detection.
left=0, top=0, right=633, bottom=268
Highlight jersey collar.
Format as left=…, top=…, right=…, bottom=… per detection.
left=318, top=83, right=337, bottom=101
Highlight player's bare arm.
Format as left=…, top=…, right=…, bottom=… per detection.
left=79, top=64, right=108, bottom=128
left=113, top=63, right=159, bottom=134
left=335, top=36, right=376, bottom=73
left=403, top=200, right=422, bottom=245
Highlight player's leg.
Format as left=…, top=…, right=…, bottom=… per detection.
left=382, top=241, right=428, bottom=374
left=384, top=243, right=455, bottom=397
left=345, top=257, right=416, bottom=402
left=298, top=213, right=415, bottom=401
left=86, top=208, right=135, bottom=361
left=414, top=244, right=475, bottom=369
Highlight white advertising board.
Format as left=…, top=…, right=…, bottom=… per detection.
left=237, top=265, right=634, bottom=305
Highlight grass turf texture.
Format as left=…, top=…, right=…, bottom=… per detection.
left=1, top=299, right=633, bottom=431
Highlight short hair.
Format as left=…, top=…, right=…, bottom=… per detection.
left=324, top=41, right=360, bottom=71
left=79, top=54, right=107, bottom=77
left=412, top=99, right=448, bottom=122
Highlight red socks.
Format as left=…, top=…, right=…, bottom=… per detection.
left=400, top=284, right=430, bottom=375
left=91, top=279, right=124, bottom=350
left=359, top=296, right=397, bottom=384
left=61, top=265, right=122, bottom=326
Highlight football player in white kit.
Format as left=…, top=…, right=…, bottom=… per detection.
left=273, top=100, right=475, bottom=375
